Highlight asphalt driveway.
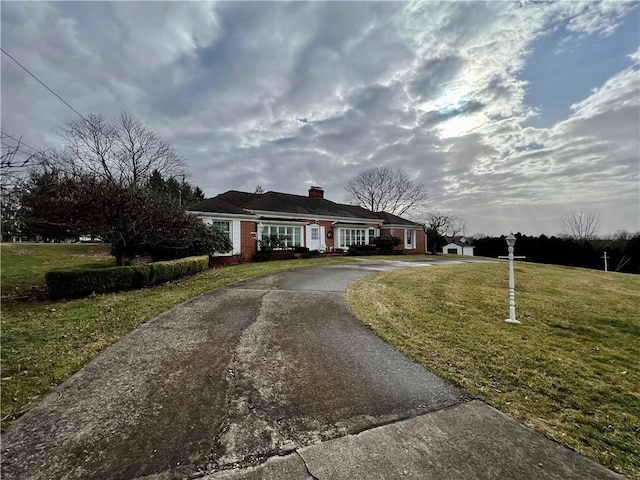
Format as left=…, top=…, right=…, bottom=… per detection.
left=0, top=258, right=620, bottom=480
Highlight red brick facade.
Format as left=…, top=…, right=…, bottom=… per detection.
left=240, top=221, right=257, bottom=261
left=381, top=227, right=427, bottom=254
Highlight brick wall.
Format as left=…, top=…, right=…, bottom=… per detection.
left=381, top=228, right=405, bottom=251
left=319, top=220, right=335, bottom=250
left=416, top=229, right=427, bottom=254
left=240, top=221, right=257, bottom=260
left=209, top=220, right=256, bottom=266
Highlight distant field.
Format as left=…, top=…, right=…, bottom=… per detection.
left=0, top=243, right=354, bottom=431
left=1, top=243, right=113, bottom=294
left=347, top=262, right=640, bottom=477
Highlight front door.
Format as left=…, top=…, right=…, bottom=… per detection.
left=306, top=224, right=324, bottom=251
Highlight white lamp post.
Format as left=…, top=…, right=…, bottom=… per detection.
left=601, top=251, right=608, bottom=272
left=498, top=233, right=525, bottom=324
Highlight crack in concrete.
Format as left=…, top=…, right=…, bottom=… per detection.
left=202, top=290, right=271, bottom=476
left=296, top=451, right=321, bottom=480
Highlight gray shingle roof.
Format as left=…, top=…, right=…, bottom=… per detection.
left=216, top=190, right=262, bottom=208
left=375, top=211, right=422, bottom=226
left=188, top=189, right=418, bottom=226
left=243, top=191, right=381, bottom=220
left=187, top=197, right=251, bottom=215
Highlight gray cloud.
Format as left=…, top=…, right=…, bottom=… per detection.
left=1, top=0, right=638, bottom=235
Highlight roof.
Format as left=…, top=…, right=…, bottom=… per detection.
left=243, top=191, right=382, bottom=220
left=375, top=211, right=422, bottom=226
left=445, top=236, right=473, bottom=247
left=188, top=189, right=418, bottom=225
left=188, top=197, right=251, bottom=215
left=216, top=190, right=262, bottom=208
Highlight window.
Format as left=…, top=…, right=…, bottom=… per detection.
left=211, top=221, right=231, bottom=240
left=405, top=229, right=414, bottom=249
left=311, top=228, right=319, bottom=240
left=339, top=228, right=367, bottom=248
left=261, top=225, right=302, bottom=248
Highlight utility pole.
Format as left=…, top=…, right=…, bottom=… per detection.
left=601, top=251, right=608, bottom=272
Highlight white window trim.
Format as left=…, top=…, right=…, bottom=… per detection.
left=405, top=228, right=416, bottom=250
left=336, top=227, right=379, bottom=248
left=200, top=216, right=242, bottom=256
left=259, top=224, right=303, bottom=249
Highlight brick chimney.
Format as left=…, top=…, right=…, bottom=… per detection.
left=309, top=186, right=324, bottom=199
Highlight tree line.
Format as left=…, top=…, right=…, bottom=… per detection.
left=471, top=233, right=640, bottom=274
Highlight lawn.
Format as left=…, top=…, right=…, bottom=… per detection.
left=1, top=243, right=114, bottom=293
left=346, top=262, right=640, bottom=478
left=1, top=243, right=354, bottom=431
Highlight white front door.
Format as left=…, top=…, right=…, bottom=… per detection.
left=306, top=224, right=324, bottom=251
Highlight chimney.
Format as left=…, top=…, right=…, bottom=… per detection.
left=309, top=186, right=324, bottom=199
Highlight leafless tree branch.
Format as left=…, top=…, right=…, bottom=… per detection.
left=344, top=167, right=428, bottom=215
left=55, top=111, right=185, bottom=187
left=562, top=209, right=600, bottom=242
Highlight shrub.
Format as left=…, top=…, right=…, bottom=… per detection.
left=258, top=234, right=289, bottom=253
left=46, top=265, right=152, bottom=299
left=150, top=256, right=209, bottom=284
left=348, top=244, right=377, bottom=253
left=373, top=235, right=402, bottom=250
left=46, top=255, right=209, bottom=299
left=149, top=222, right=232, bottom=261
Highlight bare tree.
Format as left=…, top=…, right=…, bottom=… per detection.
left=344, top=167, right=428, bottom=215
left=1, top=136, right=53, bottom=240
left=57, top=112, right=184, bottom=187
left=422, top=211, right=467, bottom=253
left=1, top=135, right=50, bottom=194
left=425, top=211, right=466, bottom=237
left=562, top=209, right=600, bottom=242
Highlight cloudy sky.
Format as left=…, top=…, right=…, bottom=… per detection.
left=2, top=1, right=639, bottom=236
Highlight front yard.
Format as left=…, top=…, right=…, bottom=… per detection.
left=347, top=262, right=640, bottom=477
left=1, top=243, right=354, bottom=431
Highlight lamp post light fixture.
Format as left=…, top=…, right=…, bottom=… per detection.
left=498, top=233, right=526, bottom=324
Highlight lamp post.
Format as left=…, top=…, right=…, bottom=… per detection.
left=601, top=251, right=608, bottom=272
left=498, top=233, right=525, bottom=324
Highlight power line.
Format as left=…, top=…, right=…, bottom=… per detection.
left=0, top=131, right=41, bottom=154
left=1, top=47, right=90, bottom=124
left=0, top=142, right=41, bottom=166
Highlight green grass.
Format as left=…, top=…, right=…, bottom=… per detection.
left=1, top=243, right=114, bottom=293
left=1, top=243, right=354, bottom=431
left=346, top=262, right=640, bottom=477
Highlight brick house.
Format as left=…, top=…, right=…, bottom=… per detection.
left=187, top=186, right=426, bottom=263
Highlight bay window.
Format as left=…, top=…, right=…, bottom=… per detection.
left=261, top=225, right=302, bottom=248
left=338, top=228, right=378, bottom=248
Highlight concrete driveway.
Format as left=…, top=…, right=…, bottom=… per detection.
left=0, top=258, right=621, bottom=480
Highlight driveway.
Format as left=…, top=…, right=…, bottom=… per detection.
left=0, top=258, right=620, bottom=480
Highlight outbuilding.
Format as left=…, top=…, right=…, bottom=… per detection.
left=442, top=237, right=475, bottom=256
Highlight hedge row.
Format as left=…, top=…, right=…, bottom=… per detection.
left=46, top=255, right=209, bottom=299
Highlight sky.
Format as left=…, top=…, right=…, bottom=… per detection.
left=2, top=0, right=639, bottom=236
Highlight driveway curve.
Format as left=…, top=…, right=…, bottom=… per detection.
left=1, top=258, right=474, bottom=480
left=1, top=258, right=618, bottom=480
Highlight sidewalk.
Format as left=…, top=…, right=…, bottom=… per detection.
left=204, top=401, right=622, bottom=480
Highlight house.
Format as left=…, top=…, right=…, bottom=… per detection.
left=187, top=186, right=427, bottom=263
left=442, top=236, right=475, bottom=256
